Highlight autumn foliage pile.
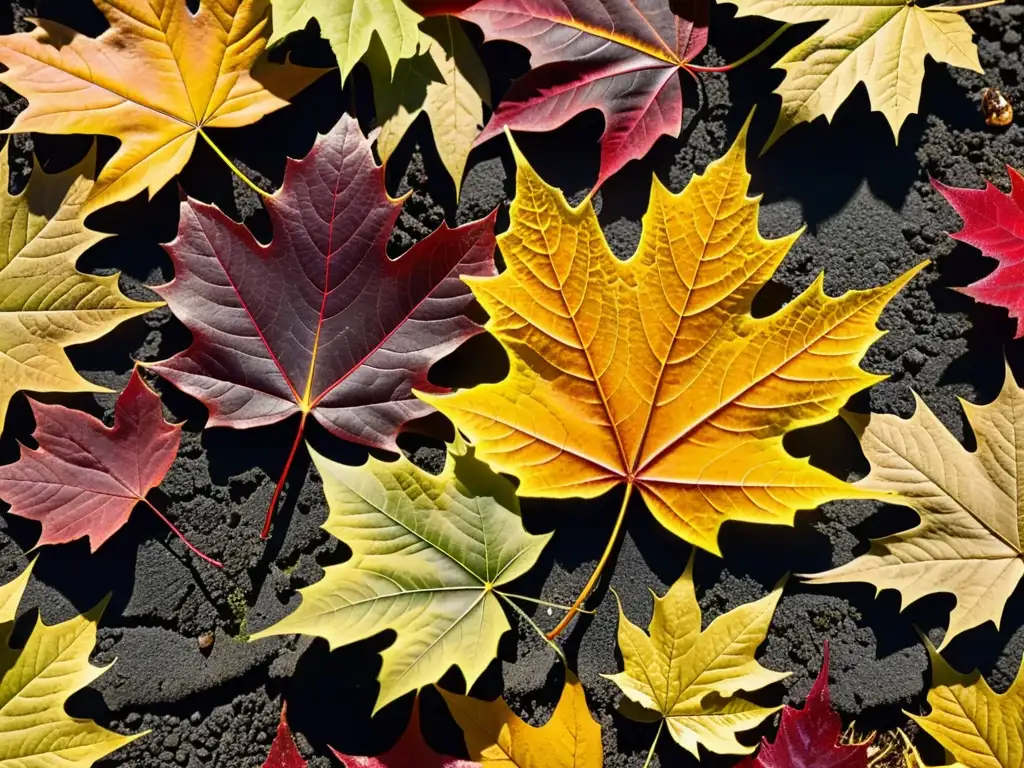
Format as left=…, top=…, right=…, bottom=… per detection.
left=0, top=0, right=1015, bottom=766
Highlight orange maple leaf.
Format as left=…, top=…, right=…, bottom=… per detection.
left=421, top=117, right=926, bottom=635
left=0, top=0, right=325, bottom=212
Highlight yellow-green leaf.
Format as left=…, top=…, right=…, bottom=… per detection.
left=370, top=17, right=490, bottom=194
left=911, top=641, right=1023, bottom=768
left=251, top=438, right=550, bottom=711
left=720, top=0, right=990, bottom=148
left=0, top=562, right=144, bottom=765
left=271, top=0, right=421, bottom=80
left=603, top=556, right=788, bottom=758
left=0, top=144, right=160, bottom=431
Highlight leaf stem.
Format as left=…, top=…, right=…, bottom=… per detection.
left=936, top=0, right=1003, bottom=10
left=503, top=593, right=596, bottom=614
left=643, top=720, right=664, bottom=768
left=686, top=23, right=792, bottom=73
left=546, top=483, right=634, bottom=640
left=197, top=128, right=271, bottom=198
left=262, top=412, right=308, bottom=540
left=498, top=591, right=567, bottom=666
left=142, top=498, right=222, bottom=567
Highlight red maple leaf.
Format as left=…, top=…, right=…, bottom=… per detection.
left=417, top=0, right=709, bottom=189
left=0, top=370, right=218, bottom=565
left=736, top=642, right=869, bottom=768
left=263, top=705, right=307, bottom=768
left=933, top=169, right=1024, bottom=338
left=332, top=700, right=478, bottom=768
left=148, top=114, right=497, bottom=538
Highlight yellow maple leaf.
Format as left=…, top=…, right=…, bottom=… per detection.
left=0, top=143, right=160, bottom=431
left=0, top=560, right=145, bottom=764
left=910, top=641, right=1022, bottom=768
left=603, top=556, right=787, bottom=759
left=420, top=115, right=925, bottom=631
left=719, top=0, right=994, bottom=148
left=807, top=365, right=1024, bottom=649
left=0, top=0, right=326, bottom=212
left=440, top=673, right=603, bottom=767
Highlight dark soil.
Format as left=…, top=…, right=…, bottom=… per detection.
left=1, top=1, right=1023, bottom=766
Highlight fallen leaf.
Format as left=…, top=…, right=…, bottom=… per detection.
left=0, top=0, right=326, bottom=212
left=418, top=0, right=709, bottom=188
left=369, top=17, right=491, bottom=194
left=933, top=169, right=1024, bottom=338
left=720, top=0, right=991, bottom=148
left=263, top=705, right=307, bottom=768
left=910, top=640, right=1022, bottom=768
left=0, top=143, right=158, bottom=432
left=332, top=698, right=478, bottom=767
left=270, top=0, right=421, bottom=80
left=0, top=370, right=219, bottom=565
left=420, top=113, right=925, bottom=625
left=250, top=437, right=550, bottom=711
left=440, top=673, right=603, bottom=767
left=806, top=365, right=1024, bottom=649
left=736, top=641, right=869, bottom=768
left=603, top=555, right=787, bottom=758
left=148, top=113, right=497, bottom=538
left=0, top=560, right=145, bottom=764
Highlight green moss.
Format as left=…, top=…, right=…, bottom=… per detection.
left=227, top=588, right=249, bottom=642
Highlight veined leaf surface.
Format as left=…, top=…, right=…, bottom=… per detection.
left=0, top=0, right=326, bottom=211
left=251, top=439, right=550, bottom=711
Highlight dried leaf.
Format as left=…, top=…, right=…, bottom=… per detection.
left=603, top=556, right=787, bottom=758
left=250, top=438, right=550, bottom=711
left=807, top=366, right=1024, bottom=649
left=0, top=0, right=326, bottom=211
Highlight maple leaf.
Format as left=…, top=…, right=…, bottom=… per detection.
left=332, top=698, right=479, bottom=767
left=910, top=640, right=1023, bottom=768
left=806, top=364, right=1024, bottom=649
left=263, top=705, right=307, bottom=768
left=0, top=560, right=145, bottom=764
left=0, top=369, right=219, bottom=564
left=0, top=0, right=326, bottom=212
left=250, top=437, right=550, bottom=711
left=420, top=115, right=926, bottom=635
left=720, top=0, right=994, bottom=149
left=736, top=642, right=870, bottom=768
left=440, top=673, right=603, bottom=768
left=416, top=0, right=709, bottom=188
left=603, top=555, right=787, bottom=759
left=0, top=143, right=159, bottom=431
left=270, top=0, right=422, bottom=80
left=933, top=169, right=1024, bottom=338
left=369, top=18, right=491, bottom=194
left=148, top=114, right=497, bottom=538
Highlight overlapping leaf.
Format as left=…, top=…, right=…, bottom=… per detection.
left=422, top=116, right=925, bottom=556
left=440, top=674, right=603, bottom=767
left=148, top=113, right=497, bottom=535
left=0, top=370, right=217, bottom=564
left=603, top=556, right=787, bottom=758
left=262, top=706, right=307, bottom=768
left=720, top=0, right=989, bottom=148
left=736, top=642, right=869, bottom=768
left=333, top=699, right=478, bottom=767
left=250, top=438, right=550, bottom=711
left=0, top=0, right=325, bottom=211
left=911, top=641, right=1023, bottom=768
left=0, top=144, right=158, bottom=432
left=418, top=0, right=709, bottom=188
left=933, top=168, right=1024, bottom=338
left=369, top=18, right=491, bottom=193
left=0, top=561, right=144, bottom=764
left=270, top=0, right=422, bottom=80
left=807, top=365, right=1024, bottom=649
